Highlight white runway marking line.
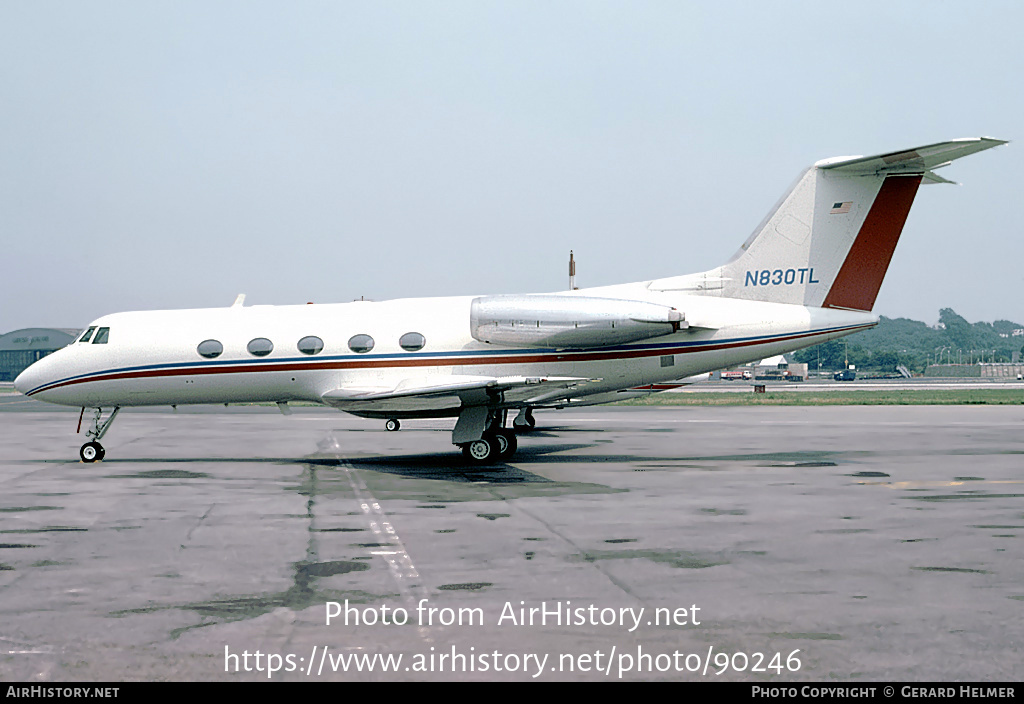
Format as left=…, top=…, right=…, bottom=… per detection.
left=339, top=461, right=434, bottom=644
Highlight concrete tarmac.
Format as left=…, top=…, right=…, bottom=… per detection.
left=0, top=400, right=1021, bottom=681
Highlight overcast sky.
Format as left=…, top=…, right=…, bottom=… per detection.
left=1, top=1, right=1020, bottom=332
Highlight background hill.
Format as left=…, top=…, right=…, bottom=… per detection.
left=791, top=309, right=1024, bottom=373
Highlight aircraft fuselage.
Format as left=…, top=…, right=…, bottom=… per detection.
left=17, top=285, right=875, bottom=412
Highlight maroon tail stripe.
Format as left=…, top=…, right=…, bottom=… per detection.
left=822, top=175, right=922, bottom=312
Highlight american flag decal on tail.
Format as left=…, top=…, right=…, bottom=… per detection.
left=830, top=201, right=852, bottom=214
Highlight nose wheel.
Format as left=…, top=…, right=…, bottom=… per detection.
left=80, top=441, right=105, bottom=463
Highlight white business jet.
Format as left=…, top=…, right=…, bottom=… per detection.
left=15, top=138, right=1005, bottom=464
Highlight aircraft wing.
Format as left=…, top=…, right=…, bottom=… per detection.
left=321, top=375, right=594, bottom=413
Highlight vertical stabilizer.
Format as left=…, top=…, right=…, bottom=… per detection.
left=650, top=138, right=1006, bottom=312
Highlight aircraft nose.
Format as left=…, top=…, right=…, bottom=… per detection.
left=14, top=359, right=46, bottom=396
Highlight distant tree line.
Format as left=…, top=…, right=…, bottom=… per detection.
left=791, top=309, right=1024, bottom=373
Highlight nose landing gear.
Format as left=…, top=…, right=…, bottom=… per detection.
left=77, top=407, right=120, bottom=463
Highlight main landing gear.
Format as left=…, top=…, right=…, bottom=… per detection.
left=460, top=427, right=517, bottom=465
left=513, top=407, right=536, bottom=430
left=77, top=407, right=120, bottom=463
left=455, top=408, right=521, bottom=466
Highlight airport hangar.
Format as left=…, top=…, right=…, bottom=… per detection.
left=0, top=328, right=80, bottom=382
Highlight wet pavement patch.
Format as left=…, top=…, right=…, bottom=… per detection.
left=297, top=560, right=369, bottom=578
left=572, top=549, right=727, bottom=569
left=477, top=513, right=510, bottom=521
left=701, top=508, right=747, bottom=515
left=115, top=584, right=389, bottom=635
left=0, top=543, right=37, bottom=549
left=114, top=470, right=210, bottom=479
left=438, top=583, right=492, bottom=591
left=849, top=471, right=890, bottom=478
left=0, top=506, right=61, bottom=513
left=604, top=538, right=637, bottom=543
left=908, top=493, right=1024, bottom=502
left=912, top=566, right=990, bottom=574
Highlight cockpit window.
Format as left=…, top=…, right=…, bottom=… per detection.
left=92, top=327, right=110, bottom=344
left=79, top=327, right=97, bottom=343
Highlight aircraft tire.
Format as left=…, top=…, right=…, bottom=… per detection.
left=462, top=438, right=497, bottom=465
left=385, top=419, right=401, bottom=432
left=80, top=442, right=103, bottom=463
left=492, top=429, right=517, bottom=459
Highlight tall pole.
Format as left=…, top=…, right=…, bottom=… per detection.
left=569, top=250, right=576, bottom=290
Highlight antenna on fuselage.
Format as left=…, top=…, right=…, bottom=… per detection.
left=231, top=294, right=246, bottom=308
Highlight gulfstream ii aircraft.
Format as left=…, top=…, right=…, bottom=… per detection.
left=15, top=137, right=1006, bottom=464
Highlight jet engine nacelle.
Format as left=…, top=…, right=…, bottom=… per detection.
left=470, top=295, right=685, bottom=349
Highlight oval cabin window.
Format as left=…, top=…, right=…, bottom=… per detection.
left=297, top=336, right=324, bottom=355
left=347, top=334, right=374, bottom=354
left=399, top=332, right=426, bottom=351
left=197, top=339, right=223, bottom=359
left=247, top=338, right=274, bottom=357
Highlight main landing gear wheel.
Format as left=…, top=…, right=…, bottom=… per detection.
left=461, top=429, right=517, bottom=465
left=80, top=441, right=104, bottom=463
left=488, top=428, right=517, bottom=460
left=385, top=418, right=401, bottom=432
left=462, top=437, right=497, bottom=465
